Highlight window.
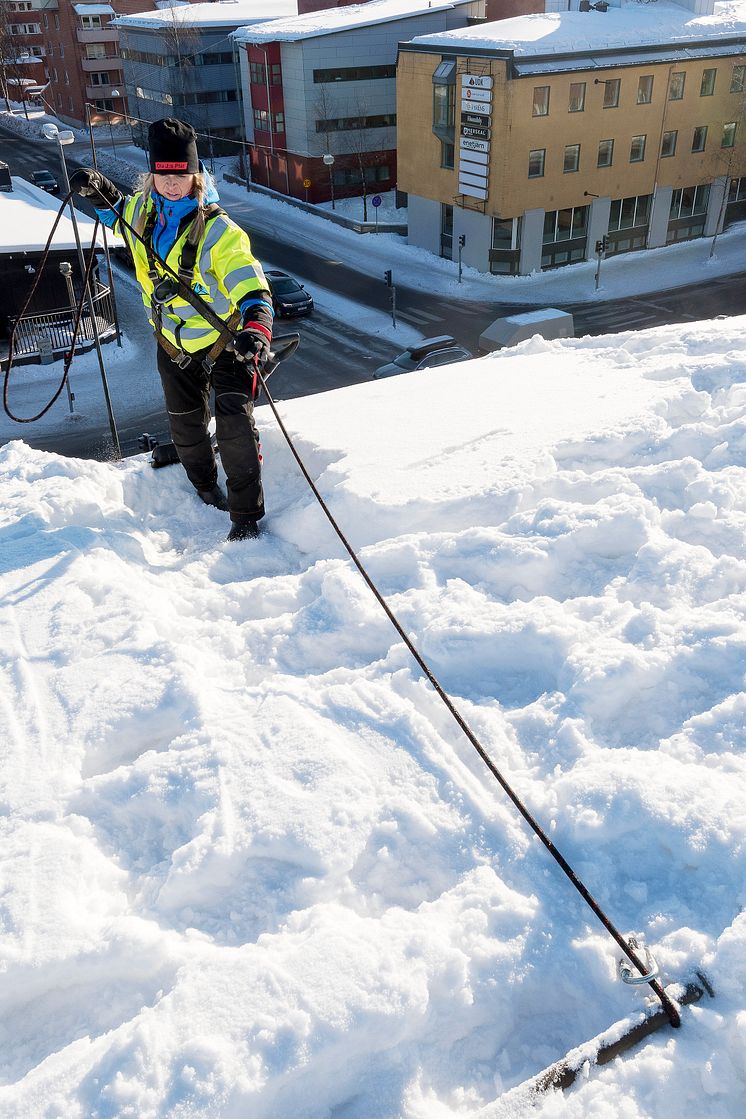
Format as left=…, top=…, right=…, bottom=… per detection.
left=637, top=75, right=653, bottom=104
left=602, top=78, right=620, bottom=108
left=667, top=184, right=710, bottom=243
left=64, top=69, right=69, bottom=85
left=441, top=141, right=454, bottom=169
left=91, top=72, right=111, bottom=86
left=54, top=13, right=59, bottom=28
left=253, top=108, right=269, bottom=131
left=313, top=65, right=395, bottom=83
left=316, top=113, right=396, bottom=132
left=630, top=134, right=646, bottom=162
left=541, top=205, right=588, bottom=268
left=700, top=68, right=716, bottom=96
left=43, top=11, right=48, bottom=27
left=725, top=176, right=746, bottom=228
left=528, top=148, right=545, bottom=178
left=533, top=86, right=550, bottom=116
left=86, top=44, right=107, bottom=59
left=569, top=82, right=585, bottom=112
left=609, top=194, right=651, bottom=231
left=563, top=143, right=580, bottom=172
left=80, top=14, right=102, bottom=27
left=249, top=61, right=282, bottom=86
left=731, top=64, right=746, bottom=93
left=59, top=43, right=64, bottom=58
left=669, top=71, right=686, bottom=100
left=489, top=216, right=521, bottom=274
left=433, top=82, right=454, bottom=130
left=692, top=125, right=707, bottom=152
left=597, top=138, right=614, bottom=167
left=722, top=121, right=737, bottom=148
left=661, top=130, right=677, bottom=157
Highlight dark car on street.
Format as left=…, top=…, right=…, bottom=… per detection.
left=373, top=336, right=472, bottom=379
left=30, top=169, right=60, bottom=195
left=266, top=269, right=314, bottom=317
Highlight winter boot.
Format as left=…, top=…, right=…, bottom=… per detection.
left=197, top=484, right=229, bottom=511
left=227, top=516, right=260, bottom=542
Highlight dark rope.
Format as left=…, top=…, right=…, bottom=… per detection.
left=3, top=190, right=100, bottom=423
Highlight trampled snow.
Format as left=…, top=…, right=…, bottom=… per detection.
left=2, top=316, right=746, bottom=1118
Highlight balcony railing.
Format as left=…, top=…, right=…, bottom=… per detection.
left=81, top=57, right=121, bottom=72
left=8, top=286, right=116, bottom=359
left=76, top=28, right=118, bottom=44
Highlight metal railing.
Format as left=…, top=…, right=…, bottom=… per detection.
left=8, top=284, right=117, bottom=359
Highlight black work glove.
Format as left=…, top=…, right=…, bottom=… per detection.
left=234, top=324, right=271, bottom=371
left=69, top=168, right=122, bottom=209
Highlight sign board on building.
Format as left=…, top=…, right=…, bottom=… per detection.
left=458, top=74, right=493, bottom=202
left=460, top=124, right=490, bottom=140
left=461, top=111, right=490, bottom=127
left=460, top=137, right=490, bottom=154
left=461, top=74, right=493, bottom=90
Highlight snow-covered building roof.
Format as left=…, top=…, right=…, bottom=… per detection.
left=0, top=178, right=119, bottom=254
left=232, top=0, right=476, bottom=44
left=112, top=0, right=296, bottom=32
left=408, top=0, right=746, bottom=66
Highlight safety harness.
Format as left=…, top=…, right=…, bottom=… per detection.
left=140, top=201, right=241, bottom=373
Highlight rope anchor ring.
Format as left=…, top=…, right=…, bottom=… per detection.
left=619, top=936, right=660, bottom=986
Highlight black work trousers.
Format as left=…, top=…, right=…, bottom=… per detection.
left=156, top=342, right=265, bottom=521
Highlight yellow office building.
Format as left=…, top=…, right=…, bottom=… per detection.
left=397, top=2, right=746, bottom=274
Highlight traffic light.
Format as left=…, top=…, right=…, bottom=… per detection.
left=384, top=269, right=392, bottom=287
left=595, top=236, right=608, bottom=255
left=458, top=234, right=466, bottom=248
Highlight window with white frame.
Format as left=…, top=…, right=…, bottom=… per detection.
left=563, top=143, right=580, bottom=172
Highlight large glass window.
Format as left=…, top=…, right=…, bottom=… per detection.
left=692, top=125, right=707, bottom=152
left=533, top=86, right=550, bottom=116
left=606, top=194, right=651, bottom=255
left=725, top=176, right=746, bottom=227
left=669, top=71, right=686, bottom=100
left=597, top=138, right=614, bottom=167
left=637, top=75, right=654, bottom=104
left=667, top=184, right=711, bottom=243
left=489, top=216, right=521, bottom=274
left=313, top=65, right=395, bottom=83
left=603, top=78, right=620, bottom=108
left=528, top=149, right=545, bottom=178
left=722, top=122, right=737, bottom=148
left=569, top=82, right=585, bottom=112
left=433, top=82, right=454, bottom=130
left=630, top=134, right=646, bottom=162
left=700, top=68, right=717, bottom=96
left=541, top=205, right=588, bottom=269
left=661, top=130, right=677, bottom=157
left=563, top=143, right=580, bottom=173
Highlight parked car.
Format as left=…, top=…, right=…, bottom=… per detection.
left=30, top=169, right=60, bottom=195
left=0, top=161, right=11, bottom=192
left=373, top=335, right=472, bottom=379
left=266, top=269, right=313, bottom=317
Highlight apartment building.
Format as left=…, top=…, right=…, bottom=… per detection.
left=34, top=0, right=158, bottom=129
left=1, top=0, right=48, bottom=110
left=113, top=1, right=295, bottom=151
left=397, top=1, right=746, bottom=274
left=233, top=0, right=486, bottom=204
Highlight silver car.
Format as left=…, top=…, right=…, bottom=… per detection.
left=373, top=335, right=472, bottom=379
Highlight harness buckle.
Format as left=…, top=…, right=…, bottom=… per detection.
left=174, top=350, right=193, bottom=370
left=151, top=276, right=179, bottom=308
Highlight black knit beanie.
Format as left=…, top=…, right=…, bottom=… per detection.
left=148, top=118, right=199, bottom=174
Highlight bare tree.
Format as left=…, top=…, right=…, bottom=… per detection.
left=343, top=93, right=388, bottom=222
left=158, top=7, right=202, bottom=130
left=709, top=61, right=746, bottom=257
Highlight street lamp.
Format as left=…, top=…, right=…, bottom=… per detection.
left=42, top=122, right=120, bottom=456
left=109, top=90, right=120, bottom=151
left=322, top=152, right=335, bottom=210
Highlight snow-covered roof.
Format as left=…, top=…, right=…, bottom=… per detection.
left=73, top=3, right=114, bottom=14
left=113, top=0, right=296, bottom=31
left=1, top=178, right=120, bottom=253
left=408, top=0, right=746, bottom=59
left=232, top=0, right=472, bottom=45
